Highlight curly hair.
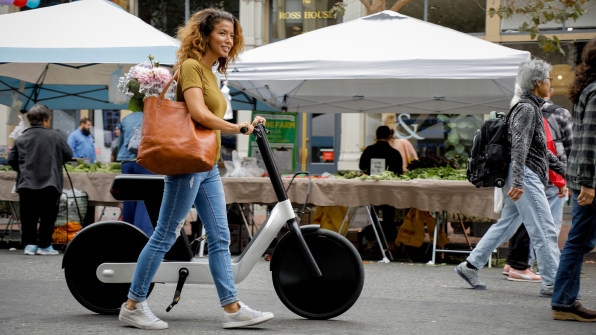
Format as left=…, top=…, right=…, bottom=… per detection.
left=175, top=8, right=244, bottom=75
left=568, top=37, right=596, bottom=105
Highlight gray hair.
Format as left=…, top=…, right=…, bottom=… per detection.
left=510, top=83, right=523, bottom=108
left=26, top=104, right=51, bottom=127
left=516, top=59, right=552, bottom=92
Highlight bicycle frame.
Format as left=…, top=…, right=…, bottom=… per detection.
left=97, top=123, right=321, bottom=285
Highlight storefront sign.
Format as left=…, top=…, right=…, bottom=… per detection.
left=248, top=112, right=297, bottom=174
left=395, top=113, right=424, bottom=140
left=278, top=10, right=335, bottom=20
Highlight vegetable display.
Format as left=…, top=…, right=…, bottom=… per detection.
left=335, top=166, right=467, bottom=181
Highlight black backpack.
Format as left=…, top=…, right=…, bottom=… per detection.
left=466, top=111, right=511, bottom=188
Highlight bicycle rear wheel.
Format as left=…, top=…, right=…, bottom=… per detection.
left=270, top=226, right=364, bottom=320
left=63, top=221, right=152, bottom=315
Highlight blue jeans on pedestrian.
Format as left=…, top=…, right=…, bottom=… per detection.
left=121, top=161, right=154, bottom=237
left=528, top=184, right=565, bottom=268
left=467, top=165, right=560, bottom=286
left=552, top=190, right=596, bottom=308
left=128, top=164, right=238, bottom=307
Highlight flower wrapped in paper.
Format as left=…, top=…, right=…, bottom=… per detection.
left=117, top=55, right=176, bottom=112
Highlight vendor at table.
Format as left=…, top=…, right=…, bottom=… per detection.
left=359, top=125, right=404, bottom=250
left=67, top=117, right=96, bottom=163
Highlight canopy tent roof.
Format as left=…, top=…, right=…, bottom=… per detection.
left=0, top=0, right=179, bottom=110
left=227, top=11, right=531, bottom=115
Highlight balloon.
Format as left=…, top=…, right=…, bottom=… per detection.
left=26, top=0, right=40, bottom=8
left=13, top=0, right=27, bottom=7
left=0, top=0, right=14, bottom=6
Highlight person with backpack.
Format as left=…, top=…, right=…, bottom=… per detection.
left=454, top=59, right=566, bottom=298
left=502, top=86, right=573, bottom=282
left=551, top=36, right=596, bottom=322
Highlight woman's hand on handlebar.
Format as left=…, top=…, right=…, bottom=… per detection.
left=238, top=115, right=266, bottom=135
left=252, top=115, right=266, bottom=127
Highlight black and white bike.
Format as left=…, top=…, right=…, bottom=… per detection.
left=62, top=122, right=364, bottom=320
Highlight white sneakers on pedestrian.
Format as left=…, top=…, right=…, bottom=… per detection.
left=24, top=245, right=38, bottom=255
left=118, top=301, right=168, bottom=330
left=118, top=300, right=273, bottom=329
left=36, top=245, right=59, bottom=255
left=222, top=301, right=274, bottom=329
left=24, top=245, right=60, bottom=255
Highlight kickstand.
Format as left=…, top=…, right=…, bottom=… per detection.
left=166, top=268, right=189, bottom=312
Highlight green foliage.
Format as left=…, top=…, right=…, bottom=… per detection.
left=330, top=1, right=346, bottom=19
left=64, top=160, right=122, bottom=173
left=488, top=0, right=590, bottom=55
left=437, top=114, right=483, bottom=168
left=335, top=166, right=467, bottom=181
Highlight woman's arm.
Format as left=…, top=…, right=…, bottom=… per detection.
left=184, top=87, right=248, bottom=134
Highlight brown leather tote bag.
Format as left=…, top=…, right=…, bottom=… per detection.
left=136, top=70, right=216, bottom=175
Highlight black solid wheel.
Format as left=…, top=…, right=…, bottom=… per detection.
left=62, top=221, right=152, bottom=315
left=270, top=226, right=364, bottom=320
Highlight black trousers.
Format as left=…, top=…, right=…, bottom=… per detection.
left=19, top=187, right=61, bottom=248
left=505, top=223, right=531, bottom=270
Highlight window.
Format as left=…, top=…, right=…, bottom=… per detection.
left=270, top=0, right=340, bottom=41
left=500, top=0, right=596, bottom=32
left=395, top=0, right=486, bottom=34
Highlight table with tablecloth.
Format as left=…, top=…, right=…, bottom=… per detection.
left=221, top=177, right=497, bottom=220
left=0, top=171, right=120, bottom=206
left=1, top=172, right=497, bottom=259
left=1, top=172, right=496, bottom=218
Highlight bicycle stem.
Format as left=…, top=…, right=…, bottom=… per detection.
left=253, top=123, right=322, bottom=278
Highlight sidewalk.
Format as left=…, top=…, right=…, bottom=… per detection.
left=1, top=248, right=596, bottom=335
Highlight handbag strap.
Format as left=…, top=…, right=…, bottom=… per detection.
left=160, top=65, right=206, bottom=99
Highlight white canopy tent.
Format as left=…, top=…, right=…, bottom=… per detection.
left=0, top=0, right=180, bottom=110
left=227, top=10, right=531, bottom=115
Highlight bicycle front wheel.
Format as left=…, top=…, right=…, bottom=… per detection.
left=270, top=226, right=364, bottom=320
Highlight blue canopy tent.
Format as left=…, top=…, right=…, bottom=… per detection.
left=228, top=86, right=279, bottom=112
left=0, top=0, right=179, bottom=111
left=0, top=75, right=128, bottom=110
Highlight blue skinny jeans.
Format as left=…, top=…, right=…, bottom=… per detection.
left=127, top=165, right=238, bottom=307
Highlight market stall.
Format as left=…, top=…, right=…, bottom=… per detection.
left=0, top=171, right=119, bottom=206
left=0, top=171, right=496, bottom=218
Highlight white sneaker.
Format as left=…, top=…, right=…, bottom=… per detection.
left=35, top=245, right=59, bottom=255
left=222, top=301, right=274, bottom=329
left=24, top=245, right=38, bottom=255
left=118, top=301, right=168, bottom=330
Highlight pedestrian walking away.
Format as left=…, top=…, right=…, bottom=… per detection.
left=7, top=104, right=73, bottom=256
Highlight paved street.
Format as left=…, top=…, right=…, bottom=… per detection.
left=1, top=248, right=595, bottom=334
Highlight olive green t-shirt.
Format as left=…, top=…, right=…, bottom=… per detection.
left=176, top=59, right=226, bottom=162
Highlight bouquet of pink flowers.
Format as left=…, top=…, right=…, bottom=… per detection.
left=117, top=55, right=176, bottom=112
